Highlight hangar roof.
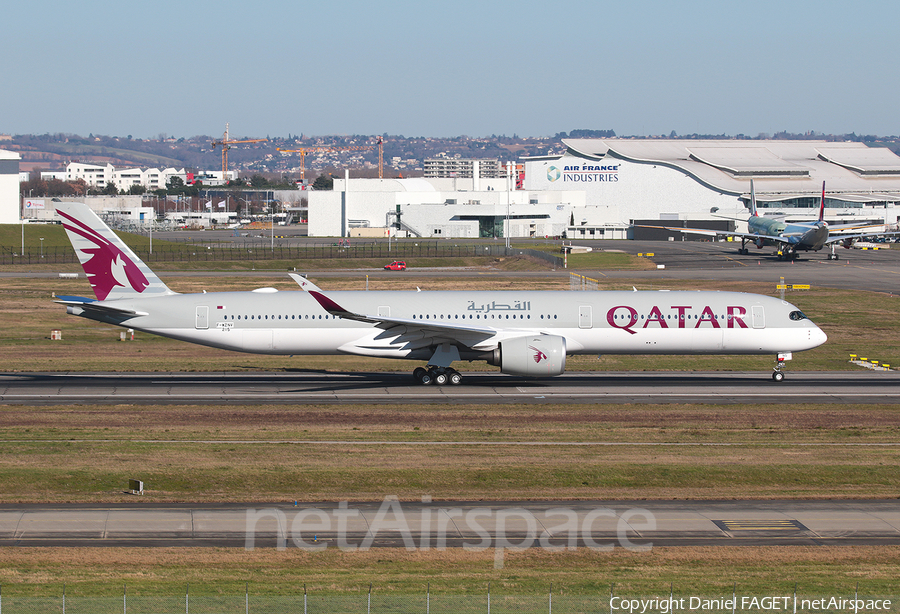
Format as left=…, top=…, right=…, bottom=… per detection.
left=561, top=139, right=900, bottom=202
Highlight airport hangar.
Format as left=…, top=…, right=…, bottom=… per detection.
left=308, top=140, right=900, bottom=240
left=0, top=149, right=21, bottom=224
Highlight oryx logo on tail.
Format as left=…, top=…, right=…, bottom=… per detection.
left=58, top=209, right=149, bottom=300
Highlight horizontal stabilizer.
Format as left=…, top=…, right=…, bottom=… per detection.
left=54, top=295, right=147, bottom=317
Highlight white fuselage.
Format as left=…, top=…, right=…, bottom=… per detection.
left=69, top=289, right=827, bottom=361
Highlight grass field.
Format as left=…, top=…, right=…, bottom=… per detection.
left=0, top=546, right=898, bottom=596
left=0, top=403, right=899, bottom=503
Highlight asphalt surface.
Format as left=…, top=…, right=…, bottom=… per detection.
left=2, top=370, right=899, bottom=405
left=2, top=500, right=899, bottom=548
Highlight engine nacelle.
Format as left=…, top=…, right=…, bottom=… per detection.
left=489, top=335, right=567, bottom=377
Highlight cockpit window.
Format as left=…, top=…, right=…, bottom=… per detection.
left=789, top=310, right=808, bottom=321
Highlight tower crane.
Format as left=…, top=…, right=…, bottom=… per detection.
left=377, top=136, right=384, bottom=179
left=276, top=144, right=375, bottom=183
left=210, top=123, right=268, bottom=181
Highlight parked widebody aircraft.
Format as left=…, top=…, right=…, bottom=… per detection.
left=638, top=181, right=893, bottom=261
left=55, top=203, right=826, bottom=383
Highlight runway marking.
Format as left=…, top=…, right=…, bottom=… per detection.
left=4, top=440, right=900, bottom=446
left=719, top=254, right=748, bottom=267
left=2, top=393, right=900, bottom=399
left=715, top=519, right=807, bottom=532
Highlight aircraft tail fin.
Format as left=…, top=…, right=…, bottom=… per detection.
left=818, top=181, right=826, bottom=223
left=56, top=202, right=175, bottom=301
left=749, top=179, right=758, bottom=217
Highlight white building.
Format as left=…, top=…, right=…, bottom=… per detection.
left=1, top=149, right=21, bottom=223
left=308, top=176, right=582, bottom=239
left=424, top=158, right=504, bottom=178
left=192, top=170, right=237, bottom=186
left=42, top=162, right=193, bottom=192
left=523, top=139, right=900, bottom=238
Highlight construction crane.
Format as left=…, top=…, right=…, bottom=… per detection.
left=276, top=144, right=375, bottom=183
left=377, top=136, right=384, bottom=179
left=210, top=123, right=268, bottom=181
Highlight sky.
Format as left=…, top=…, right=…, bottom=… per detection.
left=2, top=0, right=898, bottom=140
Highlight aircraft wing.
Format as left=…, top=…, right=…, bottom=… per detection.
left=632, top=224, right=792, bottom=245
left=308, top=290, right=507, bottom=351
left=825, top=230, right=900, bottom=245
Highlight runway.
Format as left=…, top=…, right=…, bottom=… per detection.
left=2, top=499, right=899, bottom=548
left=2, top=370, right=899, bottom=405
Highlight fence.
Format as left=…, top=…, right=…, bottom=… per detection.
left=570, top=273, right=601, bottom=290
left=0, top=586, right=589, bottom=614
left=0, top=243, right=564, bottom=267
left=0, top=586, right=895, bottom=614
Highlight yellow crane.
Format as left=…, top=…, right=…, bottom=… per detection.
left=210, top=123, right=267, bottom=180
left=377, top=136, right=384, bottom=179
left=276, top=144, right=376, bottom=183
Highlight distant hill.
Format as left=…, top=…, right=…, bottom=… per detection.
left=6, top=130, right=900, bottom=178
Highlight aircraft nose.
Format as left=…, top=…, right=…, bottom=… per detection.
left=812, top=325, right=828, bottom=347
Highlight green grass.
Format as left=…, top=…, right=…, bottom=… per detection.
left=0, top=547, right=898, bottom=597
left=1, top=403, right=899, bottom=503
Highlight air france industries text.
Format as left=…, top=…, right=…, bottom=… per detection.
left=564, top=164, right=619, bottom=183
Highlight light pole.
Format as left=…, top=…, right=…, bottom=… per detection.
left=505, top=161, right=512, bottom=250
left=269, top=202, right=274, bottom=253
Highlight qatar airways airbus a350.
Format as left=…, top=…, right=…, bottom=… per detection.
left=55, top=203, right=827, bottom=384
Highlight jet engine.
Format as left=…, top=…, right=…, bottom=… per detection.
left=488, top=335, right=567, bottom=377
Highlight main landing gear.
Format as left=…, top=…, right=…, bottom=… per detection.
left=776, top=249, right=801, bottom=261
left=413, top=366, right=463, bottom=386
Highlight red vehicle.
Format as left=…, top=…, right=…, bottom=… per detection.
left=384, top=261, right=407, bottom=271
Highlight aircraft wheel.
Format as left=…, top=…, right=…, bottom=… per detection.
left=418, top=369, right=434, bottom=385
left=434, top=371, right=449, bottom=386
left=413, top=367, right=427, bottom=382
left=772, top=371, right=785, bottom=382
left=449, top=370, right=463, bottom=385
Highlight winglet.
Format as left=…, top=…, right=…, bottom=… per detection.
left=749, top=179, right=758, bottom=217
left=308, top=290, right=345, bottom=315
left=289, top=273, right=321, bottom=292
left=307, top=290, right=376, bottom=324
left=818, top=181, right=826, bottom=223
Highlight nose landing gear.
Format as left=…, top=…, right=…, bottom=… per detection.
left=772, top=352, right=791, bottom=382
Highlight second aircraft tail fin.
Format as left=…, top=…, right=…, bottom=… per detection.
left=818, top=181, right=826, bottom=223
left=749, top=179, right=758, bottom=217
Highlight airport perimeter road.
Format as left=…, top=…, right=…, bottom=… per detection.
left=2, top=500, right=899, bottom=548
left=1, top=370, right=899, bottom=405
left=6, top=239, right=900, bottom=292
